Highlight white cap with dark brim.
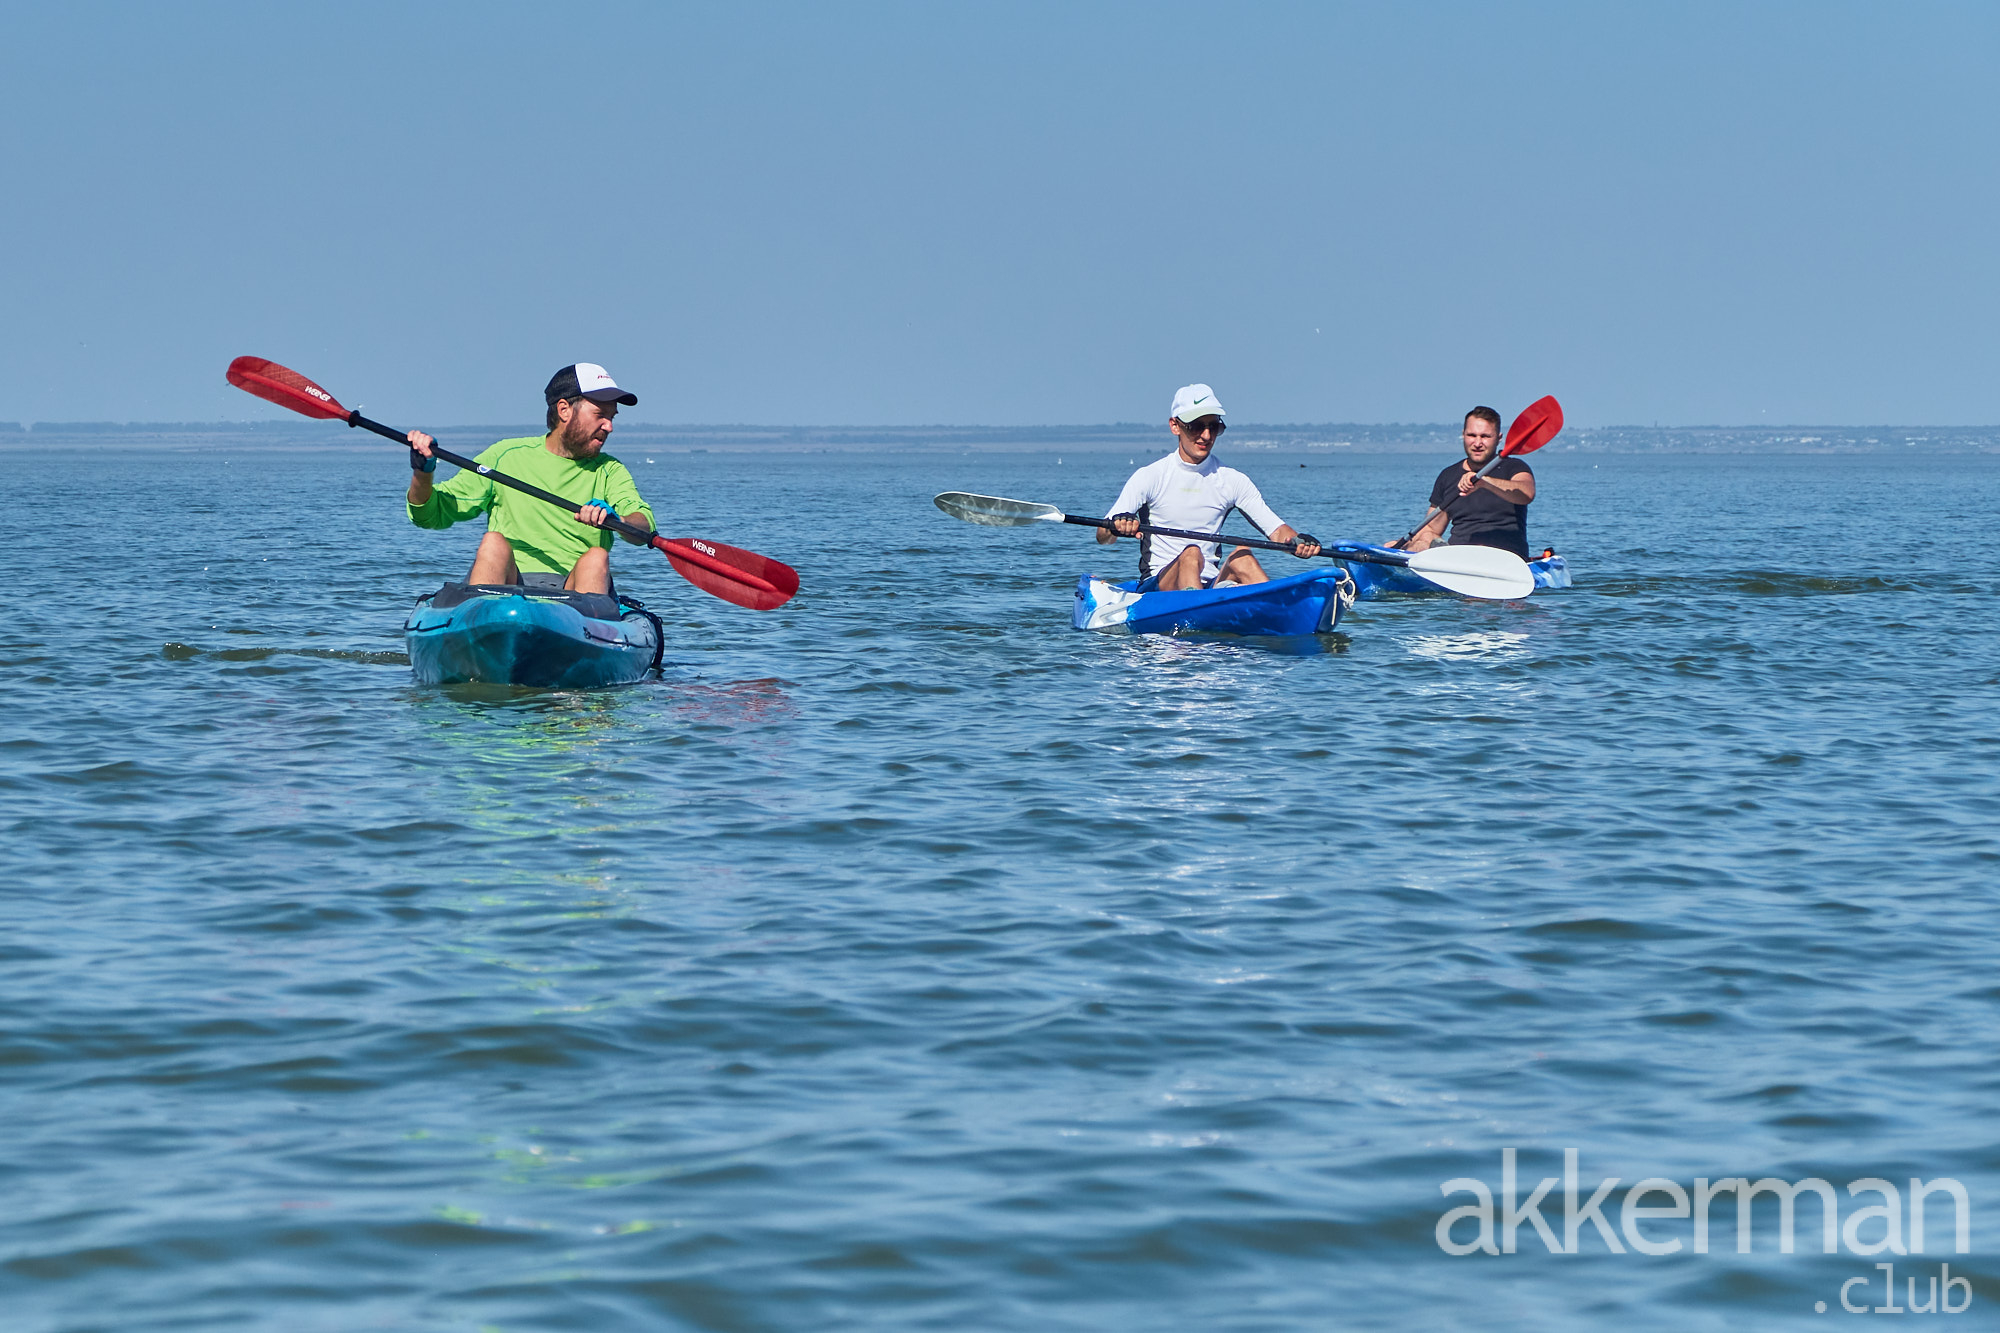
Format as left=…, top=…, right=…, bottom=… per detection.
left=546, top=362, right=638, bottom=407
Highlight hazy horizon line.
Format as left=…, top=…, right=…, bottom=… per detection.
left=4, top=420, right=1997, bottom=434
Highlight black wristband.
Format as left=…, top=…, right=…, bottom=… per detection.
left=410, top=449, right=436, bottom=473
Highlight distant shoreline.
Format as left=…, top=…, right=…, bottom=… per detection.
left=1, top=422, right=1995, bottom=454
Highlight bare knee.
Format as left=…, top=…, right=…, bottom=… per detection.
left=1160, top=546, right=1204, bottom=589
left=567, top=546, right=610, bottom=594
left=468, top=532, right=518, bottom=584
left=1221, top=548, right=1268, bottom=584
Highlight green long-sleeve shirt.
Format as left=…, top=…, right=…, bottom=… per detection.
left=406, top=437, right=656, bottom=575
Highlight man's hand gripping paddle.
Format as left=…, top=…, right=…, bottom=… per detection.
left=933, top=491, right=1534, bottom=600
left=1392, top=395, right=1564, bottom=552
left=226, top=357, right=798, bottom=610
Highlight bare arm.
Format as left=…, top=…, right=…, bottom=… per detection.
left=575, top=503, right=654, bottom=544
left=1403, top=509, right=1449, bottom=552
left=617, top=509, right=654, bottom=545
left=1265, top=524, right=1320, bottom=559
left=1459, top=469, right=1535, bottom=503
left=406, top=430, right=436, bottom=504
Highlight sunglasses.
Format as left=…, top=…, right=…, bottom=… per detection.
left=1180, top=417, right=1225, bottom=437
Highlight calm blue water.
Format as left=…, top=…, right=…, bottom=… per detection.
left=3, top=438, right=1997, bottom=1330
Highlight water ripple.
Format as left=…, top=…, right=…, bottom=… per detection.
left=1, top=445, right=1996, bottom=1329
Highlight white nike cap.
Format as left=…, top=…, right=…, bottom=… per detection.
left=1171, top=383, right=1226, bottom=422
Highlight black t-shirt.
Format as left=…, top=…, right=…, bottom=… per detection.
left=1429, top=456, right=1532, bottom=557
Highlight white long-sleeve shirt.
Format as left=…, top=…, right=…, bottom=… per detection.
left=1106, top=451, right=1286, bottom=582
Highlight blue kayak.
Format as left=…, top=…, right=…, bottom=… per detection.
left=1340, top=545, right=1571, bottom=599
left=404, top=583, right=663, bottom=687
left=1073, top=567, right=1356, bottom=637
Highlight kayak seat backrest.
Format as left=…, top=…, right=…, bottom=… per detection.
left=428, top=581, right=627, bottom=622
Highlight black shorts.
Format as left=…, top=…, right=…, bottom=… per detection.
left=1452, top=532, right=1531, bottom=561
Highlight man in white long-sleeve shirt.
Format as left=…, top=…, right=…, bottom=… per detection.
left=1098, top=383, right=1322, bottom=589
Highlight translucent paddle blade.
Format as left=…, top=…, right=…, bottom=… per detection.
left=226, top=356, right=351, bottom=420
left=1405, top=546, right=1535, bottom=599
left=933, top=492, right=1064, bottom=527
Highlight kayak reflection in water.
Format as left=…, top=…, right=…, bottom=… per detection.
left=1397, top=405, right=1536, bottom=559
left=1097, top=383, right=1322, bottom=591
left=402, top=363, right=658, bottom=595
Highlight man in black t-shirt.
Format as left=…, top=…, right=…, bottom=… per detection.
left=1401, top=405, right=1536, bottom=559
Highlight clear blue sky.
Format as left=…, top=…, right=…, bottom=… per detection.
left=3, top=1, right=1993, bottom=427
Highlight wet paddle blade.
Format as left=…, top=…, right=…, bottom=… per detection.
left=1502, top=395, right=1564, bottom=457
left=1405, top=545, right=1536, bottom=599
left=653, top=535, right=799, bottom=611
left=934, top=492, right=1065, bottom=526
left=226, top=356, right=352, bottom=420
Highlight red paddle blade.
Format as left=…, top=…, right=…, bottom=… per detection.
left=652, top=535, right=799, bottom=611
left=226, top=356, right=351, bottom=420
left=1502, top=395, right=1564, bottom=457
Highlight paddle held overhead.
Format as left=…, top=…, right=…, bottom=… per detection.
left=933, top=491, right=1534, bottom=600
left=225, top=357, right=798, bottom=611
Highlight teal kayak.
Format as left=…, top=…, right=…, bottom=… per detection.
left=404, top=583, right=663, bottom=687
left=1073, top=567, right=1356, bottom=637
left=1341, top=545, right=1571, bottom=599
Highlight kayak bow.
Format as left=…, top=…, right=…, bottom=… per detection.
left=1073, top=567, right=1357, bottom=637
left=404, top=583, right=663, bottom=687
left=1340, top=545, right=1572, bottom=599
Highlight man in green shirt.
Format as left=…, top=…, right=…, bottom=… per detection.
left=404, top=363, right=657, bottom=595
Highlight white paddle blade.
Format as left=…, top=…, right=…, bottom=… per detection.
left=1405, top=545, right=1535, bottom=599
left=933, top=491, right=1065, bottom=527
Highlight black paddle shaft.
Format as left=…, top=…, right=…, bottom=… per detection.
left=351, top=412, right=654, bottom=543
left=1059, top=514, right=1410, bottom=568
left=1395, top=448, right=1521, bottom=549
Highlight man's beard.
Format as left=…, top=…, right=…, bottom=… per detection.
left=564, top=415, right=601, bottom=451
